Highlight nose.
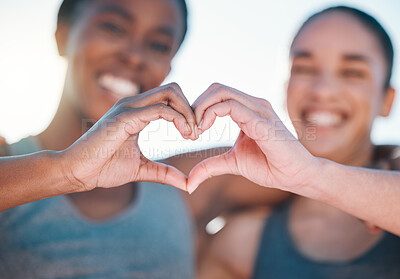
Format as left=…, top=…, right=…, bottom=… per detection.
left=310, top=72, right=340, bottom=101
left=121, top=40, right=145, bottom=69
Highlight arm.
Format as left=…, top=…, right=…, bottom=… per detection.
left=0, top=83, right=197, bottom=211
left=0, top=151, right=72, bottom=211
left=307, top=159, right=400, bottom=236
left=188, top=83, right=400, bottom=236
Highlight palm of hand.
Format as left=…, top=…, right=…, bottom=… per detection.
left=226, top=130, right=314, bottom=192
left=93, top=135, right=142, bottom=188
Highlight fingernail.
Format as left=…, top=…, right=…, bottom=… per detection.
left=198, top=120, right=204, bottom=130
left=188, top=184, right=198, bottom=195
left=194, top=125, right=199, bottom=139
left=185, top=123, right=191, bottom=136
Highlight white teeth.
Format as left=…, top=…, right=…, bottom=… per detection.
left=99, top=74, right=139, bottom=98
left=305, top=111, right=342, bottom=127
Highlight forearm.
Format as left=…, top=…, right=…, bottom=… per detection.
left=0, top=151, right=78, bottom=211
left=305, top=158, right=400, bottom=235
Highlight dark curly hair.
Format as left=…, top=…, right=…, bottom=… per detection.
left=292, top=6, right=394, bottom=89
left=57, top=0, right=188, bottom=45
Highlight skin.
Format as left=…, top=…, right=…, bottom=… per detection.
left=50, top=0, right=287, bottom=222
left=287, top=12, right=393, bottom=165
left=0, top=85, right=196, bottom=211
left=2, top=4, right=398, bottom=276
left=37, top=0, right=191, bottom=220
left=191, top=12, right=398, bottom=278
left=0, top=137, right=7, bottom=156
left=0, top=0, right=289, bottom=267
left=1, top=0, right=198, bottom=215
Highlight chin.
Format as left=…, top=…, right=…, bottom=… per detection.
left=301, top=140, right=343, bottom=161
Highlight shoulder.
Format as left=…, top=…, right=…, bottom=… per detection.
left=390, top=146, right=400, bottom=170
left=0, top=136, right=8, bottom=156
left=199, top=207, right=271, bottom=279
left=372, top=145, right=400, bottom=171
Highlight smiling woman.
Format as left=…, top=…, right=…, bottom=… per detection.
left=1, top=0, right=400, bottom=149
left=55, top=0, right=186, bottom=122
left=193, top=6, right=400, bottom=279
left=0, top=0, right=196, bottom=278
left=1, top=1, right=400, bottom=278
left=287, top=6, right=395, bottom=164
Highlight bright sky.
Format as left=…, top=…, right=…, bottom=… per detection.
left=0, top=0, right=399, bottom=159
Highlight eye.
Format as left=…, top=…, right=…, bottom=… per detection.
left=341, top=69, right=366, bottom=79
left=149, top=42, right=172, bottom=54
left=291, top=65, right=316, bottom=76
left=98, top=22, right=126, bottom=36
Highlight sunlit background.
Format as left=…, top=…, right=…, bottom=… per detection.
left=1, top=0, right=399, bottom=159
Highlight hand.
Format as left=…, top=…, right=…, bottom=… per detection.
left=187, top=83, right=318, bottom=194
left=59, top=83, right=198, bottom=192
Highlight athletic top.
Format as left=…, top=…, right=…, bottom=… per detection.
left=253, top=145, right=400, bottom=279
left=0, top=137, right=194, bottom=279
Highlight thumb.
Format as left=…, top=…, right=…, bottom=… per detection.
left=137, top=158, right=188, bottom=192
left=187, top=152, right=238, bottom=194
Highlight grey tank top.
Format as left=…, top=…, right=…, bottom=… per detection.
left=0, top=137, right=194, bottom=279
left=253, top=200, right=400, bottom=279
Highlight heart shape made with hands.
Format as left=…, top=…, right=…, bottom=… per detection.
left=71, top=82, right=300, bottom=197
left=185, top=86, right=268, bottom=194
left=136, top=82, right=294, bottom=195
left=89, top=82, right=251, bottom=194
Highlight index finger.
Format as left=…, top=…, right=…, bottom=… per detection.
left=118, top=83, right=197, bottom=139
left=193, top=83, right=269, bottom=125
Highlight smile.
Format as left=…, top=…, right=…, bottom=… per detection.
left=302, top=110, right=347, bottom=128
left=98, top=73, right=140, bottom=99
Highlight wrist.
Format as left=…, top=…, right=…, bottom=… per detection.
left=297, top=157, right=335, bottom=202
left=53, top=150, right=91, bottom=194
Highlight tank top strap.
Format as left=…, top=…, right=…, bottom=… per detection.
left=252, top=199, right=294, bottom=278
left=252, top=198, right=400, bottom=279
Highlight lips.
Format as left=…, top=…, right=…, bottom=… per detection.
left=302, top=109, right=348, bottom=128
left=98, top=73, right=140, bottom=100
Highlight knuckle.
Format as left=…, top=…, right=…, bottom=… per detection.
left=211, top=82, right=223, bottom=88
left=225, top=99, right=236, bottom=107
left=115, top=95, right=139, bottom=107
left=155, top=103, right=169, bottom=114
left=258, top=97, right=272, bottom=109
left=156, top=89, right=173, bottom=106
left=166, top=83, right=181, bottom=95
left=115, top=96, right=128, bottom=106
left=115, top=107, right=131, bottom=121
left=167, top=82, right=178, bottom=88
left=167, top=82, right=180, bottom=90
left=163, top=86, right=176, bottom=99
left=209, top=82, right=224, bottom=92
left=215, top=83, right=226, bottom=91
left=155, top=103, right=166, bottom=109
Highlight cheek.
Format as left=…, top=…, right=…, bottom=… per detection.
left=346, top=83, right=381, bottom=118
left=69, top=43, right=97, bottom=99
left=144, top=59, right=172, bottom=89
left=69, top=31, right=106, bottom=81
left=343, top=86, right=379, bottom=139
left=286, top=78, right=309, bottom=117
